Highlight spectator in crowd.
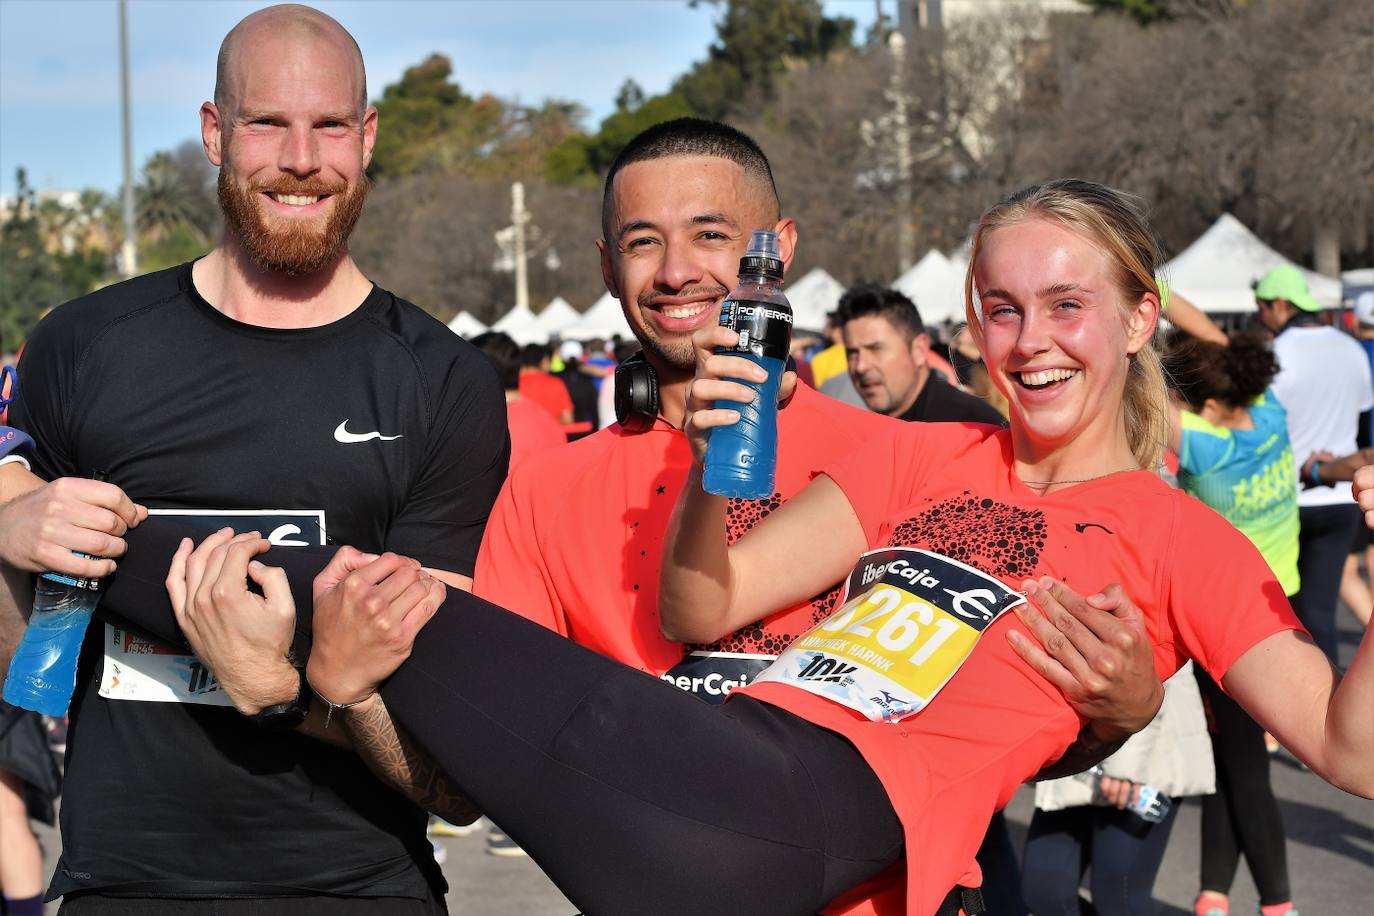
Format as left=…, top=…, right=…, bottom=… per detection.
left=596, top=338, right=641, bottom=430
left=0, top=5, right=505, bottom=911
left=1164, top=330, right=1301, bottom=916
left=518, top=342, right=574, bottom=425
left=808, top=311, right=848, bottom=387
left=1339, top=291, right=1374, bottom=626
left=0, top=700, right=59, bottom=916
left=1255, top=265, right=1374, bottom=663
left=581, top=337, right=617, bottom=383
left=555, top=339, right=600, bottom=436
left=1023, top=666, right=1214, bottom=916
left=473, top=332, right=566, bottom=472
left=950, top=323, right=1010, bottom=419
left=837, top=284, right=1005, bottom=425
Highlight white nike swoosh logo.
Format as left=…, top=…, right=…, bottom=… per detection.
left=334, top=421, right=403, bottom=443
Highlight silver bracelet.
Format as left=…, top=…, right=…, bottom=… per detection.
left=307, top=682, right=375, bottom=729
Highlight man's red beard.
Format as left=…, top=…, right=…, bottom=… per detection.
left=217, top=165, right=370, bottom=277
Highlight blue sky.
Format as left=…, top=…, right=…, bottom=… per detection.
left=0, top=0, right=879, bottom=197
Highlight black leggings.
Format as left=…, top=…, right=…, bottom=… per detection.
left=1194, top=668, right=1291, bottom=905
left=98, top=521, right=904, bottom=916
left=1292, top=503, right=1362, bottom=665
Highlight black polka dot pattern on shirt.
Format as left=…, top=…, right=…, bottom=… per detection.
left=885, top=491, right=1046, bottom=579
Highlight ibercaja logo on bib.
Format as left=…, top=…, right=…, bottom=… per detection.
left=99, top=509, right=326, bottom=707
left=755, top=547, right=1026, bottom=723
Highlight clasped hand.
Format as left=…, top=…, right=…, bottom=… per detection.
left=0, top=470, right=146, bottom=578
left=1008, top=577, right=1164, bottom=740
left=163, top=530, right=445, bottom=717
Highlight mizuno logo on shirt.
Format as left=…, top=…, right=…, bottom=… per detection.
left=334, top=421, right=402, bottom=443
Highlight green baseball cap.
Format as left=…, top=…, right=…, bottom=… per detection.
left=1254, top=264, right=1320, bottom=312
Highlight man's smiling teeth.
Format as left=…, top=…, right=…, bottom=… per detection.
left=662, top=303, right=708, bottom=319
left=1018, top=368, right=1077, bottom=386
left=269, top=193, right=322, bottom=206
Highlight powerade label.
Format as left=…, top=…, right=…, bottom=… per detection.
left=661, top=651, right=775, bottom=704
left=718, top=297, right=792, bottom=361
left=754, top=547, right=1026, bottom=723
left=98, top=508, right=325, bottom=706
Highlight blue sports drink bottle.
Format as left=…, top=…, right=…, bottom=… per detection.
left=3, top=476, right=108, bottom=717
left=703, top=230, right=793, bottom=499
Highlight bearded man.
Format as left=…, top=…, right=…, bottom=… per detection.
left=0, top=5, right=506, bottom=913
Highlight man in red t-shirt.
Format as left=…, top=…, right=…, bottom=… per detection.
left=473, top=332, right=566, bottom=472
left=517, top=342, right=574, bottom=425
left=474, top=119, right=1163, bottom=914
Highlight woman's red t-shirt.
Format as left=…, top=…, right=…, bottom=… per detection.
left=737, top=422, right=1302, bottom=915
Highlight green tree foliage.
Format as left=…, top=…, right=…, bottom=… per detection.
left=1080, top=0, right=1172, bottom=21
left=547, top=88, right=695, bottom=185
left=137, top=146, right=214, bottom=245
left=547, top=0, right=855, bottom=186
left=0, top=170, right=76, bottom=348
left=1080, top=0, right=1244, bottom=24
left=673, top=0, right=855, bottom=120
left=368, top=54, right=506, bottom=178
left=369, top=53, right=583, bottom=181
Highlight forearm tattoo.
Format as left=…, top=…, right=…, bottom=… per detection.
left=342, top=695, right=481, bottom=825
left=1031, top=722, right=1129, bottom=782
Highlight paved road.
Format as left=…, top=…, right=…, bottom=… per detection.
left=37, top=604, right=1373, bottom=914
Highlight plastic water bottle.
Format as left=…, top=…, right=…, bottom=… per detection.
left=4, top=471, right=109, bottom=717
left=703, top=230, right=793, bottom=499
left=3, top=569, right=103, bottom=716
left=1085, top=765, right=1172, bottom=823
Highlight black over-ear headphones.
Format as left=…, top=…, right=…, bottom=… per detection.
left=613, top=350, right=799, bottom=434
left=613, top=351, right=659, bottom=433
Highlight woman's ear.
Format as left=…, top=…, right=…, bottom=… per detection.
left=1125, top=292, right=1160, bottom=355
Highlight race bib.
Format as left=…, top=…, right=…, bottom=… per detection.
left=662, top=651, right=774, bottom=705
left=99, top=624, right=235, bottom=705
left=754, top=547, right=1025, bottom=723
left=98, top=508, right=325, bottom=706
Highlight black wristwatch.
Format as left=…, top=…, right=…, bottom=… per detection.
left=253, top=666, right=310, bottom=732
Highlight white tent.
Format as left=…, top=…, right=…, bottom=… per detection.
left=530, top=296, right=581, bottom=339
left=1342, top=268, right=1374, bottom=298
left=1164, top=213, right=1342, bottom=314
left=447, top=310, right=487, bottom=339
left=492, top=303, right=543, bottom=344
left=785, top=267, right=845, bottom=331
left=565, top=292, right=629, bottom=340
left=893, top=251, right=965, bottom=324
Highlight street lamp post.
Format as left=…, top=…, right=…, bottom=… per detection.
left=494, top=181, right=531, bottom=309
left=889, top=31, right=915, bottom=276
left=118, top=0, right=138, bottom=278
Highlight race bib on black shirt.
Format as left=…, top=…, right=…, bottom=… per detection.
left=99, top=509, right=324, bottom=706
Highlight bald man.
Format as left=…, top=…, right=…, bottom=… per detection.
left=0, top=5, right=506, bottom=912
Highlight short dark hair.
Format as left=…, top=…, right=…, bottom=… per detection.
left=601, top=118, right=780, bottom=238
left=835, top=285, right=926, bottom=340
left=472, top=331, right=521, bottom=390
left=519, top=342, right=549, bottom=368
